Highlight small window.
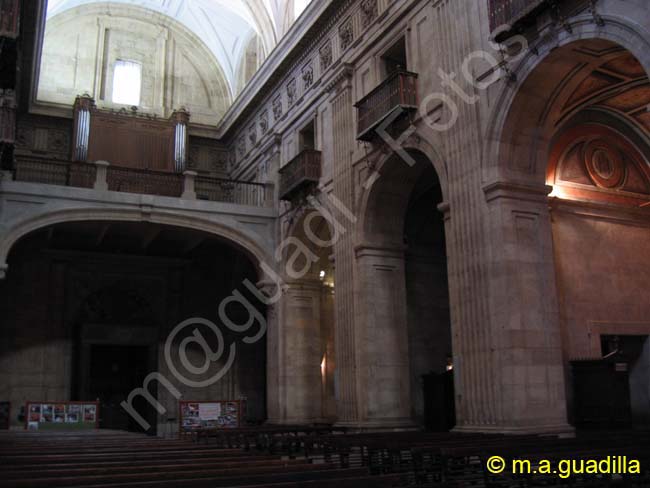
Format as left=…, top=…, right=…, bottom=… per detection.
left=381, top=37, right=407, bottom=79
left=299, top=119, right=316, bottom=151
left=112, top=60, right=142, bottom=106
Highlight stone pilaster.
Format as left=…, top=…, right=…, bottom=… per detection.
left=354, top=245, right=413, bottom=428
left=261, top=280, right=282, bottom=424
left=276, top=278, right=323, bottom=423
left=328, top=65, right=360, bottom=424
left=468, top=181, right=571, bottom=433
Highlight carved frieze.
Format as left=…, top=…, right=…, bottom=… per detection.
left=237, top=136, right=246, bottom=158
left=319, top=41, right=333, bottom=71
left=272, top=95, right=283, bottom=121
left=259, top=109, right=269, bottom=134
left=287, top=78, right=297, bottom=106
left=339, top=17, right=354, bottom=51
left=249, top=125, right=257, bottom=146
left=360, top=0, right=378, bottom=28
left=302, top=62, right=314, bottom=90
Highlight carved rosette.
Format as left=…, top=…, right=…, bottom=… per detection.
left=302, top=62, right=314, bottom=90
left=360, top=0, right=378, bottom=28
left=319, top=41, right=333, bottom=72
left=339, top=17, right=354, bottom=51
left=272, top=96, right=283, bottom=121
left=259, top=110, right=269, bottom=134
left=583, top=140, right=625, bottom=189
left=286, top=78, right=297, bottom=106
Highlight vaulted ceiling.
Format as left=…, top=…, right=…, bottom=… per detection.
left=45, top=0, right=311, bottom=97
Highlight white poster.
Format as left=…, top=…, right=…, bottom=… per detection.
left=199, top=403, right=221, bottom=421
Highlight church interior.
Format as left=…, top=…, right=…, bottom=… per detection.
left=1, top=0, right=650, bottom=486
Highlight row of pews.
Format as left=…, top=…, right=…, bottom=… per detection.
left=0, top=427, right=649, bottom=487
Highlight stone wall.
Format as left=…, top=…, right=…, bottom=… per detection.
left=37, top=4, right=231, bottom=126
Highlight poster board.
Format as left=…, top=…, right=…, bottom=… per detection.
left=0, top=402, right=9, bottom=430
left=25, top=401, right=99, bottom=431
left=179, top=400, right=241, bottom=432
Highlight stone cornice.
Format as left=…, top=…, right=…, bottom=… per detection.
left=323, top=63, right=354, bottom=94
left=549, top=197, right=650, bottom=227
left=216, top=0, right=346, bottom=139
left=483, top=181, right=552, bottom=204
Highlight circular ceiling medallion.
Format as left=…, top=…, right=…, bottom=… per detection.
left=583, top=140, right=625, bottom=189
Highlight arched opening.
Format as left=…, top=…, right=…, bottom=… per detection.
left=499, top=37, right=650, bottom=429
left=0, top=221, right=267, bottom=433
left=360, top=149, right=453, bottom=429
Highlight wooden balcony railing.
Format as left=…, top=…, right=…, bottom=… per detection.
left=355, top=70, right=418, bottom=142
left=195, top=176, right=268, bottom=207
left=487, top=0, right=587, bottom=40
left=0, top=0, right=21, bottom=39
left=12, top=157, right=270, bottom=207
left=488, top=0, right=544, bottom=32
left=106, top=166, right=183, bottom=197
left=14, top=157, right=96, bottom=188
left=279, top=149, right=321, bottom=201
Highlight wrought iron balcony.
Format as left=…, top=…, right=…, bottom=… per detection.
left=355, top=70, right=418, bottom=142
left=279, top=149, right=321, bottom=201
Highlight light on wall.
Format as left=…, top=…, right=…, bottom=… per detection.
left=320, top=354, right=326, bottom=378
left=548, top=185, right=569, bottom=200
left=112, top=60, right=142, bottom=106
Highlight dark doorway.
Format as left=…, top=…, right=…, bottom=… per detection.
left=602, top=335, right=650, bottom=427
left=88, top=344, right=152, bottom=432
left=422, top=370, right=455, bottom=431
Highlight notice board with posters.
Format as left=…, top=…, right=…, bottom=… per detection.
left=0, top=402, right=9, bottom=430
left=25, top=401, right=99, bottom=430
left=179, top=400, right=241, bottom=432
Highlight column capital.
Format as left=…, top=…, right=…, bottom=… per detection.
left=284, top=277, right=324, bottom=292
left=354, top=243, right=407, bottom=259
left=483, top=180, right=552, bottom=204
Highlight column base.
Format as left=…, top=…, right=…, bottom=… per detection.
left=265, top=417, right=330, bottom=426
left=334, top=417, right=419, bottom=433
left=453, top=422, right=575, bottom=437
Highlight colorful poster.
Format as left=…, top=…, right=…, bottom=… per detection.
left=41, top=404, right=53, bottom=422
left=25, top=402, right=98, bottom=430
left=180, top=400, right=240, bottom=431
left=54, top=404, right=66, bottom=423
left=28, top=404, right=41, bottom=423
left=66, top=413, right=79, bottom=423
left=83, top=405, right=96, bottom=423
left=199, top=403, right=221, bottom=420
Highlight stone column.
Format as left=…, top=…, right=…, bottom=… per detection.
left=262, top=280, right=282, bottom=424
left=355, top=245, right=413, bottom=427
left=473, top=181, right=571, bottom=434
left=277, top=278, right=324, bottom=423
